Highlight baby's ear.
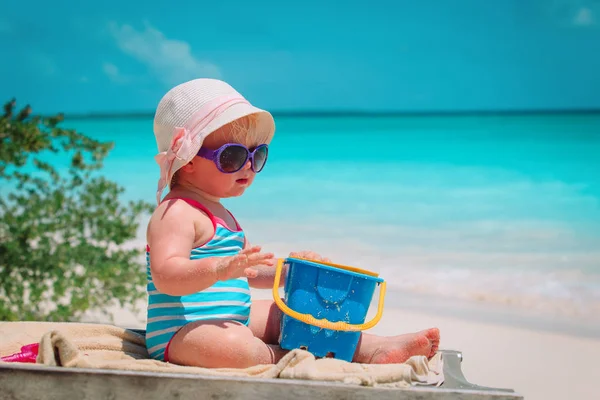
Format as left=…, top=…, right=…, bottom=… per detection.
left=180, top=161, right=195, bottom=173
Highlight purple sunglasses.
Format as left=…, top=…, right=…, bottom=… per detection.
left=197, top=143, right=269, bottom=174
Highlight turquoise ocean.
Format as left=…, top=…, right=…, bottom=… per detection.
left=22, top=113, right=600, bottom=336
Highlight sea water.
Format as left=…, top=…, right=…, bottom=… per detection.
left=11, top=113, right=600, bottom=335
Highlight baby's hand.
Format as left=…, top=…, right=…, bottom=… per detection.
left=216, top=245, right=275, bottom=281
left=289, top=251, right=331, bottom=263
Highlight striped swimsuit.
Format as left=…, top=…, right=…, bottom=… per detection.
left=145, top=198, right=251, bottom=361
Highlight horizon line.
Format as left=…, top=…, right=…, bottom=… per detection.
left=59, top=107, right=600, bottom=120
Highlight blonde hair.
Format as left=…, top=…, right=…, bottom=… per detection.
left=169, top=113, right=271, bottom=189
left=215, top=113, right=271, bottom=146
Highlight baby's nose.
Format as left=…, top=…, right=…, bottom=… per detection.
left=242, top=160, right=252, bottom=170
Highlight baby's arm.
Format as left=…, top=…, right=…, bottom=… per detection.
left=147, top=203, right=221, bottom=295
left=246, top=263, right=287, bottom=289
left=244, top=239, right=286, bottom=289
left=245, top=241, right=331, bottom=290
left=147, top=202, right=273, bottom=296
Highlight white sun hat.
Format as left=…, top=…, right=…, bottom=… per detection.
left=152, top=78, right=275, bottom=204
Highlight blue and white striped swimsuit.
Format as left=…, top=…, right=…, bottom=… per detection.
left=145, top=198, right=251, bottom=361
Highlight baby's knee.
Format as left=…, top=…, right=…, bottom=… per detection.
left=219, top=329, right=270, bottom=366
left=169, top=321, right=267, bottom=368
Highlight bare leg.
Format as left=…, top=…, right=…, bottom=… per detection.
left=248, top=299, right=289, bottom=359
left=353, top=329, right=440, bottom=364
left=167, top=319, right=286, bottom=369
left=249, top=299, right=285, bottom=344
left=168, top=300, right=440, bottom=368
left=250, top=299, right=440, bottom=364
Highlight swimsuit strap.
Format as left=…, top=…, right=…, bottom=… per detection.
left=167, top=197, right=218, bottom=232
left=166, top=197, right=242, bottom=231
left=224, top=209, right=242, bottom=230
left=146, top=197, right=218, bottom=252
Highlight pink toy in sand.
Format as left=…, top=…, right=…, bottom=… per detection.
left=0, top=343, right=39, bottom=363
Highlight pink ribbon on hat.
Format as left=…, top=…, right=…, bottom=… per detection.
left=154, top=95, right=251, bottom=204
left=154, top=126, right=194, bottom=203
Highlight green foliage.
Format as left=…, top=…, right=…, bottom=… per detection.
left=0, top=99, right=153, bottom=321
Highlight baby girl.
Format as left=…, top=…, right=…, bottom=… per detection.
left=145, top=78, right=440, bottom=368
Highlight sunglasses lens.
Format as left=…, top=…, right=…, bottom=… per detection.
left=253, top=145, right=268, bottom=172
left=219, top=145, right=248, bottom=173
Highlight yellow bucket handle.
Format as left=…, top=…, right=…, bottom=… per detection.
left=272, top=258, right=386, bottom=332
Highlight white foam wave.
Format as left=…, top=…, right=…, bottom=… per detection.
left=237, top=216, right=600, bottom=322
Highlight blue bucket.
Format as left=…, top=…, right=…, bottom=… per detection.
left=272, top=257, right=386, bottom=362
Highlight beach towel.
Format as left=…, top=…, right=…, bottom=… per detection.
left=0, top=321, right=443, bottom=388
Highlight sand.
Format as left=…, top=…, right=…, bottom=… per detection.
left=86, top=288, right=600, bottom=400
left=368, top=307, right=600, bottom=400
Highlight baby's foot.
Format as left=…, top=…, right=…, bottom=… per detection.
left=369, top=328, right=440, bottom=364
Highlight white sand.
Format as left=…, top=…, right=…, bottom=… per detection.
left=366, top=307, right=600, bottom=400
left=91, top=288, right=599, bottom=400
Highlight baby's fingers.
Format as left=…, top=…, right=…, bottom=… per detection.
left=246, top=252, right=275, bottom=266
left=240, top=245, right=262, bottom=255
left=290, top=251, right=330, bottom=263
left=244, top=267, right=259, bottom=279
left=258, top=257, right=276, bottom=267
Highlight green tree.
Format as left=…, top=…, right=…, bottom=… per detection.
left=0, top=99, right=153, bottom=321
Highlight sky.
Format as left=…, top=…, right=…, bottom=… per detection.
left=1, top=0, right=599, bottom=114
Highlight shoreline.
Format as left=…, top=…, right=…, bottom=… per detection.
left=85, top=281, right=600, bottom=339
left=377, top=288, right=600, bottom=340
